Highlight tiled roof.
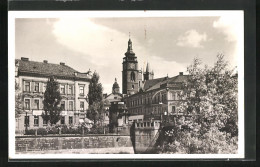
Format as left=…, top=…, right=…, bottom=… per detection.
left=143, top=77, right=166, bottom=91
left=146, top=75, right=189, bottom=92
left=16, top=59, right=90, bottom=80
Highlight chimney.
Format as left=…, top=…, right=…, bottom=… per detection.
left=60, top=62, right=65, bottom=66
left=43, top=60, right=48, bottom=63
left=21, top=57, right=29, bottom=61
left=179, top=72, right=183, bottom=75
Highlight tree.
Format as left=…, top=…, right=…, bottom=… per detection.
left=42, top=76, right=62, bottom=125
left=160, top=54, right=238, bottom=154
left=87, top=72, right=104, bottom=125
left=15, top=81, right=23, bottom=118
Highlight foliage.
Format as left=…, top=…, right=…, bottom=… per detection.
left=87, top=101, right=105, bottom=125
left=87, top=72, right=105, bottom=125
left=15, top=81, right=23, bottom=118
left=60, top=124, right=81, bottom=134
left=42, top=76, right=62, bottom=125
left=82, top=124, right=106, bottom=135
left=46, top=126, right=59, bottom=134
left=88, top=72, right=103, bottom=105
left=37, top=128, right=48, bottom=136
left=160, top=54, right=238, bottom=154
left=25, top=129, right=36, bottom=135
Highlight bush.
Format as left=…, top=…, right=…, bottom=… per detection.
left=37, top=128, right=47, bottom=136
left=88, top=125, right=104, bottom=134
left=25, top=129, right=35, bottom=135
left=47, top=126, right=58, bottom=134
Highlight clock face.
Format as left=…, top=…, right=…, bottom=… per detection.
left=128, top=63, right=135, bottom=69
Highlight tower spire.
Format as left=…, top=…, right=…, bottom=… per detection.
left=146, top=62, right=150, bottom=72
left=127, top=32, right=133, bottom=52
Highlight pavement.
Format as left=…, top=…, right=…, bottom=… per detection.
left=16, top=147, right=134, bottom=154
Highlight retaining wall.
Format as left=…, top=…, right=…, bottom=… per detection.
left=16, top=135, right=132, bottom=152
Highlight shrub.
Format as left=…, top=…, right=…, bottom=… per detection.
left=25, top=129, right=35, bottom=135
left=47, top=126, right=58, bottom=134
left=37, top=128, right=47, bottom=136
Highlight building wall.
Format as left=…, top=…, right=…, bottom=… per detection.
left=125, top=88, right=184, bottom=119
left=16, top=75, right=89, bottom=131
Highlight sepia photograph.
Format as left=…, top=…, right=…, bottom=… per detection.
left=8, top=11, right=244, bottom=159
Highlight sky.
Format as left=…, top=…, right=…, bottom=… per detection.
left=15, top=12, right=243, bottom=94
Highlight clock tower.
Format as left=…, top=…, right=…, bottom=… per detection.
left=122, top=38, right=141, bottom=95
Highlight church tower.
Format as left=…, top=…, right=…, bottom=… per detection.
left=143, top=62, right=154, bottom=81
left=122, top=37, right=141, bottom=95
left=112, top=78, right=120, bottom=94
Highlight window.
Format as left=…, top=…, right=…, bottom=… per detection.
left=61, top=101, right=65, bottom=110
left=34, top=116, right=39, bottom=126
left=69, top=101, right=73, bottom=110
left=34, top=99, right=39, bottom=109
left=61, top=116, right=65, bottom=124
left=69, top=116, right=73, bottom=124
left=42, top=83, right=46, bottom=92
left=172, top=106, right=176, bottom=113
left=68, top=85, right=72, bottom=94
left=24, top=99, right=30, bottom=110
left=34, top=83, right=39, bottom=92
left=24, top=116, right=29, bottom=126
left=43, top=119, right=48, bottom=126
left=24, top=81, right=30, bottom=92
left=132, top=84, right=134, bottom=89
left=60, top=85, right=65, bottom=94
left=79, top=86, right=84, bottom=96
left=114, top=96, right=117, bottom=99
left=131, top=72, right=135, bottom=81
left=80, top=101, right=84, bottom=111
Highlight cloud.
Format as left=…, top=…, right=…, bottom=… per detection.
left=148, top=56, right=187, bottom=78
left=213, top=13, right=243, bottom=67
left=52, top=18, right=150, bottom=93
left=213, top=15, right=243, bottom=42
left=176, top=29, right=208, bottom=48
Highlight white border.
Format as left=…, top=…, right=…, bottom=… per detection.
left=8, top=11, right=244, bottom=159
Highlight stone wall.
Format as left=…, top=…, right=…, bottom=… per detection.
left=16, top=135, right=132, bottom=152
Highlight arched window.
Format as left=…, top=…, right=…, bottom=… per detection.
left=131, top=72, right=135, bottom=81
left=132, top=84, right=134, bottom=89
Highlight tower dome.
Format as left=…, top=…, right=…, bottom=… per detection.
left=112, top=78, right=120, bottom=94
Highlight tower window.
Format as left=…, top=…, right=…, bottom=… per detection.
left=132, top=85, right=134, bottom=89
left=131, top=72, right=135, bottom=81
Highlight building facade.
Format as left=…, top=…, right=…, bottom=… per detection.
left=122, top=38, right=143, bottom=95
left=15, top=57, right=91, bottom=132
left=121, top=38, right=187, bottom=122
left=124, top=73, right=188, bottom=121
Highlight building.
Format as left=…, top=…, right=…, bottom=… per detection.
left=103, top=78, right=123, bottom=126
left=122, top=38, right=146, bottom=95
left=121, top=38, right=188, bottom=122
left=104, top=78, right=123, bottom=104
left=15, top=57, right=91, bottom=132
left=124, top=72, right=188, bottom=121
